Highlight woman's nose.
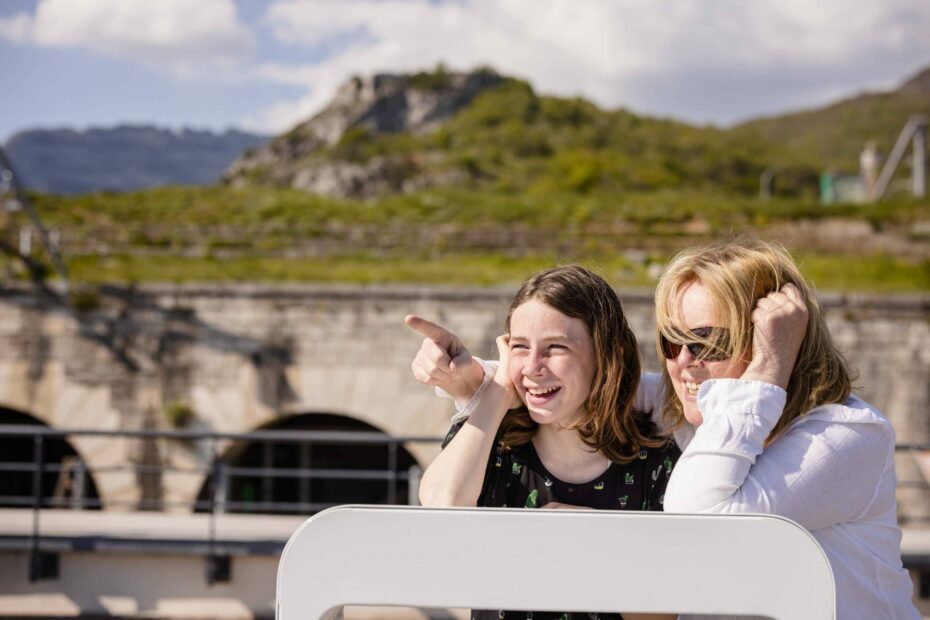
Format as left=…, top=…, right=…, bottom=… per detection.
left=676, top=343, right=699, bottom=367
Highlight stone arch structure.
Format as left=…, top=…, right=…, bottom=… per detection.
left=0, top=406, right=101, bottom=509
left=194, top=413, right=420, bottom=515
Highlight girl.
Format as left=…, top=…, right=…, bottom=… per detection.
left=411, top=265, right=679, bottom=620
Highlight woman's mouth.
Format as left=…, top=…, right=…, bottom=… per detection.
left=684, top=381, right=701, bottom=397
left=525, top=385, right=561, bottom=404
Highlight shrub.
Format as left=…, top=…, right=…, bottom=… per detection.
left=165, top=402, right=195, bottom=428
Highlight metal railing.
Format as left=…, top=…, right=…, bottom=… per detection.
left=5, top=425, right=930, bottom=513
left=0, top=425, right=442, bottom=508
left=0, top=424, right=443, bottom=582
left=5, top=425, right=930, bottom=515
left=4, top=424, right=930, bottom=583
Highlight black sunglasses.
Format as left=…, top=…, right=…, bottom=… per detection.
left=660, top=326, right=731, bottom=362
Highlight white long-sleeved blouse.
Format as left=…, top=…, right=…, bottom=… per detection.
left=647, top=374, right=919, bottom=620
left=450, top=369, right=919, bottom=619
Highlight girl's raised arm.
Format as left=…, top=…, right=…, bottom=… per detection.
left=418, top=335, right=520, bottom=506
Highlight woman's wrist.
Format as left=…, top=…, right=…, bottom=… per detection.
left=741, top=360, right=792, bottom=390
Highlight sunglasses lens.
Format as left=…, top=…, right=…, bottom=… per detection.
left=693, top=342, right=729, bottom=362
left=661, top=328, right=731, bottom=361
left=685, top=342, right=706, bottom=358
left=660, top=336, right=680, bottom=359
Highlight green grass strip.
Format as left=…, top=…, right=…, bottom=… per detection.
left=60, top=252, right=930, bottom=292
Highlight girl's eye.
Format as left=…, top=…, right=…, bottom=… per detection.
left=549, top=344, right=567, bottom=351
left=510, top=343, right=528, bottom=350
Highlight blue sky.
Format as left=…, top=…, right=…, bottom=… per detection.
left=1, top=0, right=929, bottom=142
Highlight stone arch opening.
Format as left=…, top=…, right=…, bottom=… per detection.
left=0, top=407, right=101, bottom=509
left=196, top=413, right=419, bottom=515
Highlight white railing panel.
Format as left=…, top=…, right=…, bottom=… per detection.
left=277, top=505, right=835, bottom=620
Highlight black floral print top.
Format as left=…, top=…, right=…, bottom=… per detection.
left=442, top=416, right=681, bottom=620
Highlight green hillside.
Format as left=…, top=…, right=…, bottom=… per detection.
left=732, top=90, right=930, bottom=173
left=7, top=65, right=930, bottom=292
left=234, top=65, right=930, bottom=200
left=260, top=77, right=818, bottom=198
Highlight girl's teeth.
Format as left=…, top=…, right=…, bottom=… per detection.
left=685, top=381, right=700, bottom=395
left=528, top=387, right=559, bottom=396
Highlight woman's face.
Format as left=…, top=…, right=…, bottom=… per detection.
left=666, top=280, right=748, bottom=426
left=508, top=299, right=597, bottom=427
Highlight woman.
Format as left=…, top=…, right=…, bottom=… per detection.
left=411, top=240, right=919, bottom=619
left=411, top=264, right=679, bottom=620
left=655, top=240, right=918, bottom=619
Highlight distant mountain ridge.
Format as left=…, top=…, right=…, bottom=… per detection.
left=4, top=125, right=269, bottom=195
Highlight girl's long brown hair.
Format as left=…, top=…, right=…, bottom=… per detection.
left=498, top=265, right=664, bottom=463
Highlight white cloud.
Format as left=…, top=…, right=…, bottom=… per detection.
left=5, top=0, right=254, bottom=78
left=4, top=0, right=928, bottom=135
left=243, top=0, right=930, bottom=133
left=0, top=12, right=33, bottom=44
left=239, top=94, right=317, bottom=135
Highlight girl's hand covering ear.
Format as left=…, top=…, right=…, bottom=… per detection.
left=494, top=334, right=522, bottom=411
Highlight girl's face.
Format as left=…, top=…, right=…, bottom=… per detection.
left=665, top=280, right=748, bottom=426
left=508, top=299, right=597, bottom=427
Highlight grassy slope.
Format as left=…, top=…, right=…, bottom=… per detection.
left=31, top=185, right=929, bottom=232
left=60, top=253, right=930, bottom=293
left=25, top=185, right=930, bottom=292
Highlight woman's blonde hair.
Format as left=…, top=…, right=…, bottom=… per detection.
left=498, top=265, right=665, bottom=464
left=654, top=239, right=852, bottom=442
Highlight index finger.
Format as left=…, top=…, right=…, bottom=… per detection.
left=405, top=314, right=454, bottom=345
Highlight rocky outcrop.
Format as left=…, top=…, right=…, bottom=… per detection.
left=223, top=67, right=502, bottom=197
left=899, top=66, right=930, bottom=95
left=296, top=68, right=503, bottom=145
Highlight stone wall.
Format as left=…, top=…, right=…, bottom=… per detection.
left=0, top=284, right=927, bottom=519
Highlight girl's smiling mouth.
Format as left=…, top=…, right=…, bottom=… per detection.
left=525, top=385, right=561, bottom=404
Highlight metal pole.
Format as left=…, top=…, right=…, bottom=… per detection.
left=29, top=435, right=44, bottom=582
left=299, top=442, right=310, bottom=511
left=262, top=440, right=273, bottom=509
left=873, top=115, right=926, bottom=202
left=407, top=465, right=422, bottom=506
left=913, top=122, right=927, bottom=198
left=387, top=442, right=398, bottom=505
left=214, top=460, right=227, bottom=515
left=19, top=226, right=32, bottom=256
left=207, top=437, right=218, bottom=586
left=759, top=168, right=775, bottom=201
left=0, top=148, right=70, bottom=293
left=72, top=458, right=86, bottom=510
